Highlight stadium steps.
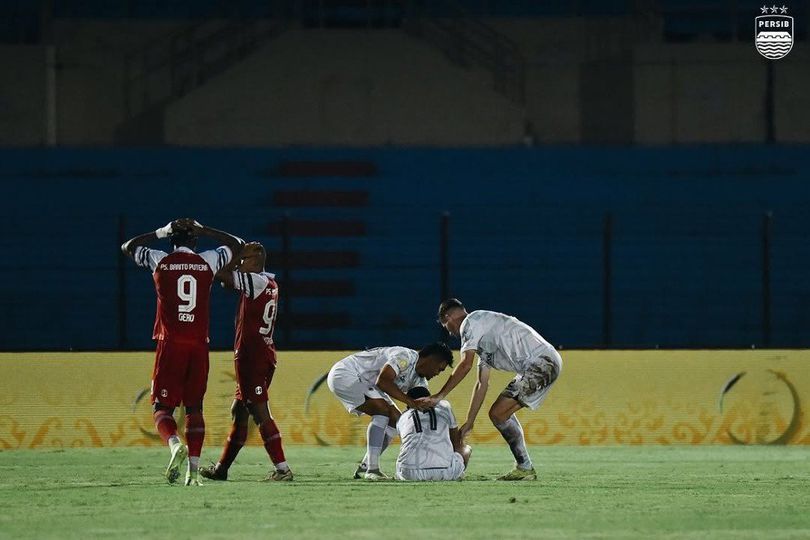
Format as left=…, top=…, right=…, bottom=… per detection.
left=115, top=17, right=289, bottom=144
left=268, top=159, right=374, bottom=349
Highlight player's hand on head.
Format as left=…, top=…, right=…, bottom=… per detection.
left=172, top=218, right=197, bottom=232
left=414, top=396, right=439, bottom=410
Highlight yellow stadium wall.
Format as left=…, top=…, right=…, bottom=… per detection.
left=1, top=350, right=808, bottom=449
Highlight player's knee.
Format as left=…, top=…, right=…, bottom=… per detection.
left=152, top=402, right=174, bottom=415
left=185, top=404, right=203, bottom=415
left=361, top=398, right=391, bottom=417
left=388, top=406, right=401, bottom=424
left=231, top=401, right=250, bottom=423
left=488, top=406, right=507, bottom=425
left=246, top=402, right=270, bottom=425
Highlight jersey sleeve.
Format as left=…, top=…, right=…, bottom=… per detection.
left=133, top=246, right=167, bottom=272
left=231, top=271, right=270, bottom=299
left=459, top=313, right=480, bottom=354
left=383, top=347, right=414, bottom=376
left=199, top=246, right=233, bottom=273
left=439, top=401, right=458, bottom=429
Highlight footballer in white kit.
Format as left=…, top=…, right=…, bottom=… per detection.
left=395, top=387, right=471, bottom=481
left=421, top=299, right=562, bottom=481
left=326, top=342, right=453, bottom=480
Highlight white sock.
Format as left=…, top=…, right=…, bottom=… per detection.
left=382, top=426, right=397, bottom=453
left=365, top=415, right=388, bottom=471
left=276, top=461, right=290, bottom=472
left=188, top=456, right=199, bottom=473
left=168, top=435, right=181, bottom=451
left=495, top=415, right=533, bottom=470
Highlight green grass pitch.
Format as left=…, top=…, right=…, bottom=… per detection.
left=1, top=445, right=808, bottom=539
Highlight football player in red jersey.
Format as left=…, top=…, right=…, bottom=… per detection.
left=200, top=242, right=293, bottom=482
left=121, top=218, right=244, bottom=486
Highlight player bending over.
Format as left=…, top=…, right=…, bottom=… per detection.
left=395, top=386, right=471, bottom=481
left=200, top=242, right=292, bottom=482
left=121, top=218, right=243, bottom=485
left=422, top=299, right=562, bottom=481
left=327, top=342, right=453, bottom=480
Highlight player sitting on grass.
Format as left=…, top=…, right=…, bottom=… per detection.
left=420, top=299, right=562, bottom=481
left=395, top=386, right=471, bottom=482
left=121, top=218, right=243, bottom=486
left=327, top=342, right=453, bottom=480
left=200, top=242, right=292, bottom=482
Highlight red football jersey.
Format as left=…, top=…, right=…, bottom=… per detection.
left=135, top=245, right=232, bottom=343
left=231, top=271, right=279, bottom=352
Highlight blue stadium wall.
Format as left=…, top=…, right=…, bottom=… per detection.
left=2, top=146, right=809, bottom=351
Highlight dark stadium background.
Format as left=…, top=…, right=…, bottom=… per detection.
left=1, top=0, right=808, bottom=352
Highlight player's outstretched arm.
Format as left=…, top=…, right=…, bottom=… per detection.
left=375, top=365, right=418, bottom=409
left=460, top=364, right=490, bottom=439
left=417, top=350, right=476, bottom=408
left=120, top=221, right=175, bottom=261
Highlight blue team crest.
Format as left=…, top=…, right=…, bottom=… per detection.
left=756, top=7, right=793, bottom=60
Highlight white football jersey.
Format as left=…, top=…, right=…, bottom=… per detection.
left=338, top=346, right=427, bottom=392
left=459, top=310, right=556, bottom=374
left=396, top=400, right=457, bottom=469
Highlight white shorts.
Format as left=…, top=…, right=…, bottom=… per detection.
left=327, top=362, right=393, bottom=415
left=501, top=350, right=562, bottom=410
left=395, top=452, right=466, bottom=481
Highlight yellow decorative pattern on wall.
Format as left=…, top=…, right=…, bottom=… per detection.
left=0, top=350, right=808, bottom=448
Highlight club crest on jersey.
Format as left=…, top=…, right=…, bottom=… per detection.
left=756, top=6, right=793, bottom=60
left=255, top=386, right=263, bottom=395
left=398, top=357, right=409, bottom=370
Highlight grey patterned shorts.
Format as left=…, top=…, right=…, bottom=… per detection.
left=500, top=355, right=561, bottom=410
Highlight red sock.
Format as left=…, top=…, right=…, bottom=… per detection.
left=153, top=409, right=178, bottom=443
left=218, top=423, right=248, bottom=470
left=184, top=412, right=205, bottom=458
left=259, top=418, right=286, bottom=465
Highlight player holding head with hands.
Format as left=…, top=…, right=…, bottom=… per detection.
left=121, top=218, right=244, bottom=485
left=423, top=298, right=562, bottom=481
left=200, top=242, right=293, bottom=482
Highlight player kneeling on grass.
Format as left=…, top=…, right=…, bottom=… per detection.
left=420, top=299, right=562, bottom=481
left=121, top=218, right=244, bottom=486
left=327, top=343, right=453, bottom=480
left=200, top=242, right=292, bottom=482
left=395, top=386, right=471, bottom=482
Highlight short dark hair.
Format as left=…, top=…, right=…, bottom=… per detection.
left=418, top=341, right=454, bottom=367
left=437, top=298, right=465, bottom=323
left=170, top=229, right=197, bottom=249
left=407, top=386, right=431, bottom=400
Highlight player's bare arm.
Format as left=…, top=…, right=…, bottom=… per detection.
left=416, top=349, right=476, bottom=408
left=375, top=365, right=418, bottom=409
left=460, top=363, right=491, bottom=438
left=188, top=219, right=245, bottom=257
left=216, top=242, right=265, bottom=290
left=214, top=258, right=240, bottom=289
left=120, top=220, right=178, bottom=260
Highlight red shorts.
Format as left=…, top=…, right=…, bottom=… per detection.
left=151, top=339, right=209, bottom=408
left=234, top=344, right=277, bottom=403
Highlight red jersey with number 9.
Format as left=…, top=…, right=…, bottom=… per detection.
left=231, top=271, right=279, bottom=352
left=135, top=245, right=232, bottom=343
